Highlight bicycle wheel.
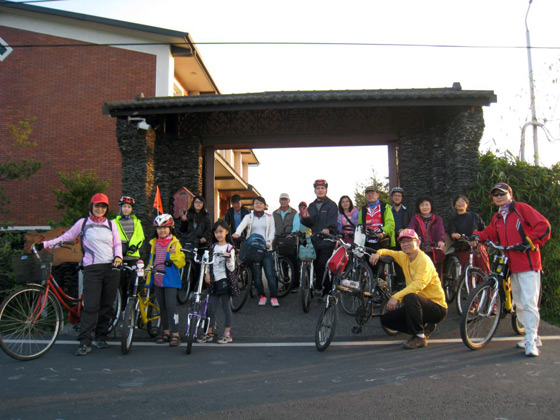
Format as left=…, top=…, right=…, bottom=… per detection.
left=340, top=262, right=374, bottom=316
left=177, top=262, right=194, bottom=304
left=443, top=256, right=461, bottom=303
left=380, top=300, right=399, bottom=336
left=186, top=304, right=199, bottom=355
left=120, top=299, right=137, bottom=354
left=456, top=267, right=486, bottom=315
left=146, top=295, right=161, bottom=337
left=511, top=305, right=525, bottom=335
left=231, top=265, right=252, bottom=312
left=460, top=280, right=502, bottom=350
left=315, top=297, right=337, bottom=352
left=0, top=286, right=63, bottom=361
left=276, top=256, right=294, bottom=298
left=108, top=288, right=122, bottom=334
left=301, top=264, right=312, bottom=313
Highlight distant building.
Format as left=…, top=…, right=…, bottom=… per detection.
left=0, top=1, right=259, bottom=226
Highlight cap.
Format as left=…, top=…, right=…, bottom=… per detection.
left=365, top=185, right=379, bottom=193
left=397, top=228, right=419, bottom=242
left=231, top=194, right=241, bottom=203
left=298, top=201, right=307, bottom=208
left=490, top=182, right=512, bottom=195
left=279, top=193, right=290, bottom=200
left=90, top=193, right=109, bottom=206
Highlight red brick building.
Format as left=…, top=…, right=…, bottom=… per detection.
left=0, top=2, right=218, bottom=226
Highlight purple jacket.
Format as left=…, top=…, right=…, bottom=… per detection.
left=43, top=217, right=122, bottom=266
left=408, top=214, right=445, bottom=263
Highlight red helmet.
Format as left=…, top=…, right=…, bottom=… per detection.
left=90, top=193, right=109, bottom=206
left=153, top=214, right=174, bottom=227
left=313, top=179, right=328, bottom=188
left=119, top=196, right=135, bottom=206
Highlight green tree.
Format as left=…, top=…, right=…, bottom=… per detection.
left=468, top=151, right=560, bottom=325
left=49, top=170, right=112, bottom=227
left=353, top=169, right=389, bottom=209
left=0, top=119, right=42, bottom=213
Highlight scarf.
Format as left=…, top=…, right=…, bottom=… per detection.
left=254, top=210, right=264, bottom=218
left=157, top=235, right=173, bottom=248
left=499, top=203, right=511, bottom=220
left=89, top=214, right=106, bottom=223
left=367, top=200, right=380, bottom=209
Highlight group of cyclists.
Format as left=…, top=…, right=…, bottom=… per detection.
left=35, top=177, right=551, bottom=357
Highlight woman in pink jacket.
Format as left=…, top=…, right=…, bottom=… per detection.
left=39, top=193, right=123, bottom=356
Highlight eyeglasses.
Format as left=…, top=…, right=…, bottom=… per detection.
left=492, top=191, right=507, bottom=197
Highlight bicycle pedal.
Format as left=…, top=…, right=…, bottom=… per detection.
left=351, top=325, right=362, bottom=334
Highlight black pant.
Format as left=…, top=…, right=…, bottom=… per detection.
left=314, top=244, right=335, bottom=295
left=79, top=263, right=120, bottom=345
left=381, top=294, right=447, bottom=335
left=155, top=286, right=179, bottom=334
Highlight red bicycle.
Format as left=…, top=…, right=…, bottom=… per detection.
left=0, top=243, right=121, bottom=361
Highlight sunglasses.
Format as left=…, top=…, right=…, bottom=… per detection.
left=492, top=191, right=507, bottom=197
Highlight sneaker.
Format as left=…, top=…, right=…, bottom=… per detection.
left=516, top=337, right=543, bottom=349
left=75, top=344, right=92, bottom=356
left=402, top=336, right=427, bottom=350
left=93, top=339, right=109, bottom=349
left=270, top=297, right=280, bottom=307
left=258, top=296, right=267, bottom=306
left=197, top=333, right=215, bottom=343
left=525, top=343, right=540, bottom=357
left=217, top=334, right=233, bottom=344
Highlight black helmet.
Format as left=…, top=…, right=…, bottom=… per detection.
left=390, top=187, right=404, bottom=196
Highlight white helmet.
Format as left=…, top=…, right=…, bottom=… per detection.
left=153, top=213, right=174, bottom=227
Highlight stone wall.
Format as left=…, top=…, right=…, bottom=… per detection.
left=399, top=107, right=485, bottom=224
left=117, top=118, right=204, bottom=236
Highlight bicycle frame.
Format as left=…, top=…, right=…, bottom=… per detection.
left=186, top=250, right=213, bottom=338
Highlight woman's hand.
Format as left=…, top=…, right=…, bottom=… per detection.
left=437, top=241, right=445, bottom=250
left=451, top=233, right=461, bottom=240
left=385, top=297, right=399, bottom=311
left=204, top=273, right=211, bottom=285
left=232, top=233, right=240, bottom=239
left=200, top=238, right=207, bottom=244
left=266, top=243, right=271, bottom=249
left=181, top=210, right=187, bottom=221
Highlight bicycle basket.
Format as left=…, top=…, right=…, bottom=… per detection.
left=13, top=252, right=52, bottom=284
left=276, top=235, right=297, bottom=256
left=327, top=247, right=348, bottom=275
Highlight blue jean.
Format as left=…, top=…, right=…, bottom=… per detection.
left=251, top=251, right=278, bottom=298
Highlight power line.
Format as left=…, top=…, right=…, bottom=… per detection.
left=5, top=40, right=560, bottom=50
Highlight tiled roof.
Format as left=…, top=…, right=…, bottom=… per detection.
left=104, top=84, right=497, bottom=116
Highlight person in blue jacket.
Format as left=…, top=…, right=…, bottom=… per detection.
left=146, top=214, right=186, bottom=346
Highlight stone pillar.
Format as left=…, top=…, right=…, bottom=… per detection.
left=399, top=107, right=485, bottom=224
left=116, top=118, right=156, bottom=235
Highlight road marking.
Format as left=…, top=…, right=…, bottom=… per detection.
left=52, top=335, right=560, bottom=348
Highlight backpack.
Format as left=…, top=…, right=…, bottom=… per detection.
left=239, top=233, right=267, bottom=263
left=80, top=217, right=114, bottom=262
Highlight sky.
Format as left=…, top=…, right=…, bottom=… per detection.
left=22, top=0, right=560, bottom=209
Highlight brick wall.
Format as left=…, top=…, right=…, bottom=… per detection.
left=0, top=26, right=156, bottom=225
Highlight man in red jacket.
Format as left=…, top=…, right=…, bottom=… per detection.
left=471, top=182, right=551, bottom=357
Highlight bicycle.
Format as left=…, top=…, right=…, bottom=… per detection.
left=314, top=234, right=395, bottom=351
left=185, top=248, right=218, bottom=354
left=454, top=240, right=487, bottom=315
left=230, top=245, right=253, bottom=313
left=338, top=244, right=376, bottom=317
left=120, top=261, right=161, bottom=354
left=460, top=240, right=526, bottom=350
left=0, top=243, right=122, bottom=361
left=296, top=231, right=316, bottom=313
left=273, top=248, right=294, bottom=298
left=177, top=242, right=197, bottom=305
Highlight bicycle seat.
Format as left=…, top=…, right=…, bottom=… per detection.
left=379, top=256, right=394, bottom=264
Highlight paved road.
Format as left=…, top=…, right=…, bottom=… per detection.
left=2, top=289, right=560, bottom=419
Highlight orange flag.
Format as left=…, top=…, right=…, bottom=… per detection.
left=153, top=186, right=163, bottom=214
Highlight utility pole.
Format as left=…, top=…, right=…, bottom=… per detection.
left=523, top=0, right=540, bottom=165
